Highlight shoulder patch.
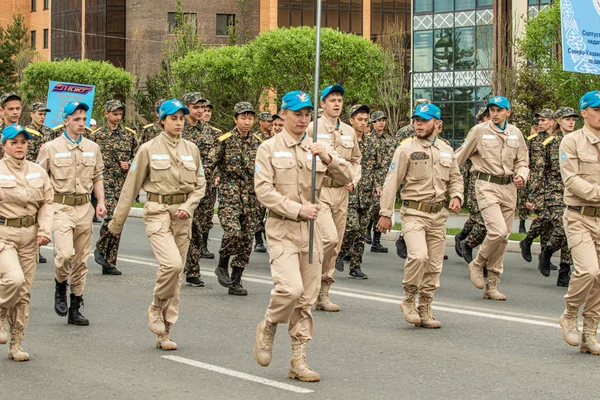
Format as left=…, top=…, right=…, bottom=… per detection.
left=218, top=132, right=233, bottom=142
left=125, top=127, right=137, bottom=135
left=542, top=136, right=555, bottom=146
left=527, top=133, right=539, bottom=141
left=400, top=137, right=413, bottom=146
left=253, top=133, right=264, bottom=143
left=24, top=127, right=40, bottom=136
left=143, top=123, right=154, bottom=129
left=213, top=128, right=223, bottom=133
left=52, top=124, right=64, bottom=131
left=90, top=128, right=101, bottom=135
left=85, top=126, right=93, bottom=132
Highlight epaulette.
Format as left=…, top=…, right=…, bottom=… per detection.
left=212, top=127, right=222, bottom=134
left=90, top=128, right=101, bottom=135
left=218, top=132, right=232, bottom=142
left=24, top=127, right=40, bottom=136
left=143, top=123, right=154, bottom=129
left=400, top=137, right=413, bottom=146
left=527, top=133, right=539, bottom=141
left=85, top=126, right=93, bottom=132
left=542, top=136, right=556, bottom=146
left=253, top=133, right=264, bottom=143
left=125, top=127, right=137, bottom=135
left=52, top=124, right=64, bottom=131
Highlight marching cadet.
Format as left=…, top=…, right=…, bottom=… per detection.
left=37, top=100, right=107, bottom=326
left=90, top=119, right=97, bottom=131
left=108, top=99, right=205, bottom=350
left=253, top=112, right=275, bottom=253
left=257, top=112, right=274, bottom=141
left=253, top=90, right=353, bottom=382
left=338, top=104, right=372, bottom=279
left=456, top=96, right=529, bottom=301
left=205, top=102, right=258, bottom=296
left=0, top=93, right=23, bottom=158
left=536, top=107, right=579, bottom=285
left=558, top=90, right=600, bottom=355
left=140, top=99, right=165, bottom=145
left=395, top=99, right=431, bottom=142
left=91, top=100, right=138, bottom=275
left=201, top=101, right=213, bottom=123
left=0, top=124, right=53, bottom=361
left=272, top=114, right=284, bottom=134
left=520, top=109, right=555, bottom=264
left=377, top=103, right=463, bottom=328
left=26, top=102, right=53, bottom=161
left=306, top=84, right=360, bottom=312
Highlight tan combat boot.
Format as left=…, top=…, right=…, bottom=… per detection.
left=147, top=296, right=166, bottom=335
left=8, top=328, right=29, bottom=361
left=289, top=339, right=320, bottom=382
left=483, top=273, right=506, bottom=301
left=315, top=282, right=340, bottom=312
left=156, top=323, right=177, bottom=351
left=0, top=308, right=8, bottom=345
left=400, top=285, right=421, bottom=326
left=254, top=319, right=277, bottom=367
left=580, top=317, right=600, bottom=355
left=468, top=262, right=485, bottom=289
left=418, top=296, right=441, bottom=329
left=559, top=304, right=580, bottom=346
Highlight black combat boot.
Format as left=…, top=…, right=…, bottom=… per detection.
left=460, top=239, right=474, bottom=263
left=371, top=231, right=388, bottom=253
left=557, top=263, right=571, bottom=287
left=395, top=236, right=407, bottom=259
left=254, top=232, right=267, bottom=253
left=550, top=262, right=558, bottom=271
left=519, top=219, right=527, bottom=234
left=365, top=221, right=373, bottom=245
left=94, top=248, right=108, bottom=268
left=335, top=255, right=344, bottom=272
left=229, top=267, right=248, bottom=296
left=538, top=247, right=552, bottom=277
left=38, top=250, right=47, bottom=264
left=102, top=265, right=122, bottom=275
left=520, top=236, right=533, bottom=262
left=349, top=267, right=368, bottom=280
left=343, top=253, right=351, bottom=262
left=54, top=279, right=68, bottom=317
left=68, top=294, right=89, bottom=326
left=185, top=276, right=205, bottom=287
left=215, top=255, right=233, bottom=288
left=200, top=232, right=215, bottom=259
left=454, top=229, right=467, bottom=257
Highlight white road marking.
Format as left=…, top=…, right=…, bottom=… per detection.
left=162, top=355, right=314, bottom=394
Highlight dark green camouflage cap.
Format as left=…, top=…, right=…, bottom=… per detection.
left=554, top=107, right=579, bottom=119
left=234, top=102, right=255, bottom=116
left=348, top=104, right=370, bottom=119
left=413, top=99, right=431, bottom=112
left=370, top=111, right=387, bottom=122
left=30, top=101, right=51, bottom=112
left=105, top=99, right=124, bottom=112
left=0, top=92, right=21, bottom=106
left=204, top=101, right=213, bottom=109
left=155, top=98, right=165, bottom=112
left=257, top=112, right=273, bottom=122
left=182, top=92, right=206, bottom=105
left=475, top=106, right=489, bottom=121
left=535, top=108, right=554, bottom=119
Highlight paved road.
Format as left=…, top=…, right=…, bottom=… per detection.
left=2, top=217, right=594, bottom=400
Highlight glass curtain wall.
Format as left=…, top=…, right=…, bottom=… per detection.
left=278, top=0, right=363, bottom=35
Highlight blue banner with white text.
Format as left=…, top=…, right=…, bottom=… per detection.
left=46, top=81, right=96, bottom=129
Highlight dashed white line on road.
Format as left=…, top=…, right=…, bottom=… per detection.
left=162, top=355, right=314, bottom=394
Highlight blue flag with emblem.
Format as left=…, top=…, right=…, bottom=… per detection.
left=46, top=81, right=96, bottom=129
left=561, top=0, right=600, bottom=75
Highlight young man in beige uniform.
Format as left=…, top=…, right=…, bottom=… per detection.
left=253, top=90, right=353, bottom=382
left=378, top=104, right=463, bottom=328
left=558, top=90, right=600, bottom=355
left=37, top=101, right=107, bottom=326
left=306, top=84, right=360, bottom=312
left=456, top=96, right=529, bottom=301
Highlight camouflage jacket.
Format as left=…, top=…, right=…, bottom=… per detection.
left=205, top=127, right=255, bottom=192
left=526, top=130, right=549, bottom=205
left=347, top=132, right=377, bottom=208
left=541, top=131, right=565, bottom=208
left=89, top=125, right=139, bottom=195
left=140, top=122, right=162, bottom=145
left=395, top=123, right=414, bottom=142
left=25, top=123, right=52, bottom=162
left=183, top=120, right=218, bottom=184
left=370, top=130, right=397, bottom=191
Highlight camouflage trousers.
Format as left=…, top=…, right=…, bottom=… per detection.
left=543, top=206, right=571, bottom=265
left=463, top=212, right=487, bottom=249
left=95, top=195, right=121, bottom=268
left=184, top=186, right=217, bottom=279
left=255, top=205, right=266, bottom=235
left=369, top=202, right=381, bottom=225
left=340, top=203, right=370, bottom=269
left=517, top=187, right=530, bottom=221
left=527, top=206, right=552, bottom=247
left=217, top=191, right=258, bottom=269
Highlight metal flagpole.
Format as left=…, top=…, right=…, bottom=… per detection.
left=309, top=0, right=323, bottom=265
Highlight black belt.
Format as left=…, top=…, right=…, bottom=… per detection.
left=402, top=200, right=444, bottom=213
left=0, top=215, right=37, bottom=228
left=568, top=205, right=600, bottom=217
left=476, top=173, right=513, bottom=185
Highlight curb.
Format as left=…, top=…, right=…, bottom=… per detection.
left=126, top=207, right=540, bottom=256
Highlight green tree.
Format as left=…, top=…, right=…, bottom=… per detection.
left=0, top=13, right=30, bottom=92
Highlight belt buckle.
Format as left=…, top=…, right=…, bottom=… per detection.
left=417, top=202, right=423, bottom=211
left=162, top=195, right=172, bottom=205
left=74, top=197, right=82, bottom=206
left=19, top=216, right=26, bottom=227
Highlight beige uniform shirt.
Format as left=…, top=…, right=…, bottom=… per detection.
left=380, top=137, right=464, bottom=218
left=560, top=127, right=600, bottom=207
left=456, top=120, right=529, bottom=181
left=109, top=132, right=206, bottom=234
left=37, top=133, right=104, bottom=195
left=0, top=155, right=54, bottom=239
left=307, top=116, right=361, bottom=185
left=254, top=130, right=354, bottom=220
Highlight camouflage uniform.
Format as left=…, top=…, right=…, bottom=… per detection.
left=369, top=111, right=396, bottom=224
left=91, top=100, right=139, bottom=271
left=25, top=102, right=53, bottom=161
left=0, top=92, right=22, bottom=158
left=205, top=103, right=258, bottom=271
left=461, top=159, right=487, bottom=248
left=140, top=99, right=165, bottom=145
left=253, top=112, right=275, bottom=242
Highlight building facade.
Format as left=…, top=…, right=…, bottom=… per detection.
left=0, top=0, right=51, bottom=60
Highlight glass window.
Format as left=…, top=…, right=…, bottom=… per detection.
left=453, top=102, right=475, bottom=142
left=278, top=8, right=290, bottom=27
left=43, top=29, right=49, bottom=49
left=413, top=88, right=432, bottom=101
left=455, top=88, right=475, bottom=101
left=31, top=0, right=36, bottom=12
left=478, top=0, right=493, bottom=6
left=31, top=30, right=36, bottom=49
left=476, top=25, right=492, bottom=70
left=434, top=0, right=453, bottom=13
left=455, top=0, right=475, bottom=10
left=414, top=0, right=432, bottom=13
left=476, top=87, right=493, bottom=103
left=168, top=12, right=198, bottom=34
left=44, top=0, right=49, bottom=9
left=434, top=29, right=453, bottom=71
left=215, top=14, right=234, bottom=36
left=454, top=27, right=475, bottom=71
left=437, top=102, right=454, bottom=141
left=413, top=31, right=433, bottom=72
left=434, top=88, right=453, bottom=102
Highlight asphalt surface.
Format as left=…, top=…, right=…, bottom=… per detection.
left=2, top=217, right=596, bottom=400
